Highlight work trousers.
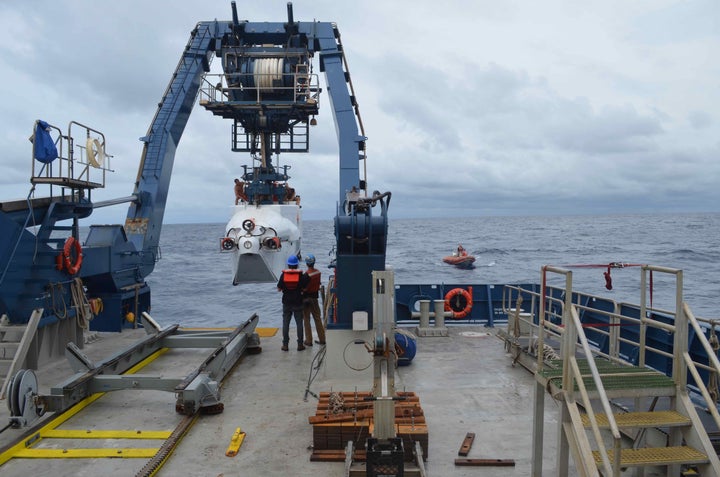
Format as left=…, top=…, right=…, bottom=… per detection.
left=303, top=297, right=325, bottom=344
left=282, top=303, right=304, bottom=346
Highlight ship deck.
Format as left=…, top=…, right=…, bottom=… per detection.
left=0, top=324, right=623, bottom=476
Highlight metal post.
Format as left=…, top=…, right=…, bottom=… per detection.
left=433, top=300, right=446, bottom=329
left=418, top=300, right=430, bottom=328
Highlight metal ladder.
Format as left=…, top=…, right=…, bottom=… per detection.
left=0, top=309, right=42, bottom=399
left=538, top=357, right=719, bottom=476
left=531, top=265, right=720, bottom=476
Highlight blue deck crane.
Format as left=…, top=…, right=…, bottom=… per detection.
left=0, top=2, right=388, bottom=369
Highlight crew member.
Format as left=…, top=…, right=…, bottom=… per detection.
left=234, top=178, right=247, bottom=204
left=457, top=244, right=467, bottom=257
left=302, top=254, right=326, bottom=346
left=277, top=255, right=309, bottom=351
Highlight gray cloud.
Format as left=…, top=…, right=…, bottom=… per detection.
left=0, top=0, right=717, bottom=223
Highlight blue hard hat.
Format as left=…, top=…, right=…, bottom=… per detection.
left=287, top=255, right=299, bottom=266
left=305, top=254, right=315, bottom=266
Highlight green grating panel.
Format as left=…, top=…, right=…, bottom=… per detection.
left=539, top=358, right=675, bottom=391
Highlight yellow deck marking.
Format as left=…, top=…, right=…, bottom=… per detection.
left=256, top=327, right=278, bottom=337
left=179, top=326, right=277, bottom=337
left=225, top=427, right=246, bottom=457
left=41, top=429, right=172, bottom=439
left=13, top=448, right=159, bottom=459
left=0, top=347, right=169, bottom=466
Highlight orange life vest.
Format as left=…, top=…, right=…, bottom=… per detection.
left=305, top=268, right=322, bottom=293
left=282, top=269, right=302, bottom=290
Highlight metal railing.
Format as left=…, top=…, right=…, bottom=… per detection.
left=31, top=120, right=111, bottom=191
left=199, top=71, right=321, bottom=106
left=503, top=264, right=720, bottom=472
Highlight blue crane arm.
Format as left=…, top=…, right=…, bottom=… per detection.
left=312, top=24, right=366, bottom=202
left=124, top=21, right=231, bottom=276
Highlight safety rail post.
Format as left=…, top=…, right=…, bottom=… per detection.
left=542, top=266, right=574, bottom=477
left=537, top=273, right=547, bottom=373
left=639, top=268, right=648, bottom=369
left=673, top=268, right=686, bottom=386
left=609, top=301, right=621, bottom=360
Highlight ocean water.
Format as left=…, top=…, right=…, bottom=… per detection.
left=146, top=213, right=720, bottom=328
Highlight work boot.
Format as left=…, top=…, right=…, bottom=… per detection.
left=281, top=345, right=289, bottom=351
left=297, top=344, right=306, bottom=351
left=304, top=341, right=313, bottom=347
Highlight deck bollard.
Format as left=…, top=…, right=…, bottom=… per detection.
left=413, top=299, right=449, bottom=337
left=433, top=300, right=446, bottom=328
left=418, top=300, right=431, bottom=329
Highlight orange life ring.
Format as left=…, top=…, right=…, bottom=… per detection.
left=62, top=236, right=83, bottom=275
left=444, top=287, right=473, bottom=319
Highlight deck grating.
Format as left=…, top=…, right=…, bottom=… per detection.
left=592, top=446, right=707, bottom=467
left=539, top=358, right=675, bottom=391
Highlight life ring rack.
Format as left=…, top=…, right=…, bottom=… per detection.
left=59, top=236, right=83, bottom=275
left=444, top=287, right=473, bottom=319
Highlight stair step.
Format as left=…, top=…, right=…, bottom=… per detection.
left=0, top=342, right=20, bottom=356
left=0, top=325, right=28, bottom=333
left=539, top=359, right=676, bottom=398
left=592, top=446, right=707, bottom=467
left=582, top=411, right=691, bottom=429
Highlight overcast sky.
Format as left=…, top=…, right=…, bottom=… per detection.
left=1, top=0, right=717, bottom=223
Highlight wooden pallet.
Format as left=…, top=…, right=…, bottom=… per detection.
left=310, top=391, right=428, bottom=462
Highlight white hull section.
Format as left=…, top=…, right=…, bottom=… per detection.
left=222, top=204, right=302, bottom=284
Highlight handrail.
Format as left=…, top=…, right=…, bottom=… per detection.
left=684, top=352, right=720, bottom=427
left=31, top=120, right=110, bottom=188
left=568, top=357, right=617, bottom=476
left=0, top=186, right=37, bottom=287
left=504, top=278, right=720, bottom=411
left=513, top=266, right=720, bottom=475
left=567, top=305, right=621, bottom=476
left=685, top=303, right=720, bottom=430
left=199, top=72, right=321, bottom=105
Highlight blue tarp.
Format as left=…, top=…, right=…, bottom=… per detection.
left=33, top=120, right=58, bottom=163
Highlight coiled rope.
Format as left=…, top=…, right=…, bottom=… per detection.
left=48, top=282, right=68, bottom=320
left=70, top=278, right=92, bottom=330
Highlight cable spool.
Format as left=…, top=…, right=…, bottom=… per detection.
left=395, top=331, right=417, bottom=366
left=253, top=58, right=284, bottom=92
